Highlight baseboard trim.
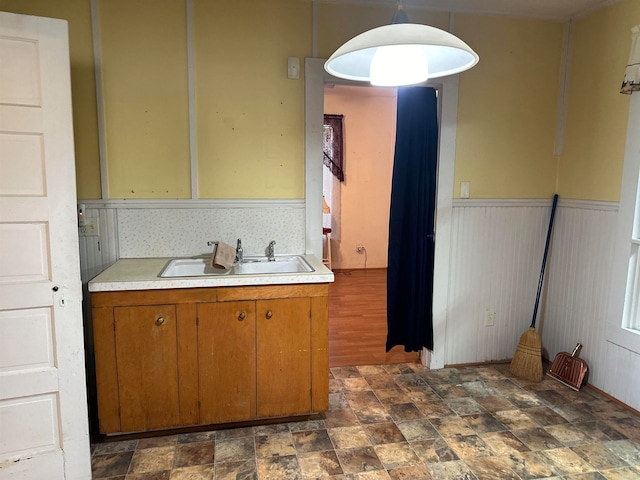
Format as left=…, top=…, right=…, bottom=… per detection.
left=444, top=360, right=511, bottom=368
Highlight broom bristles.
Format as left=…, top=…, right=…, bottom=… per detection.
left=510, top=327, right=543, bottom=382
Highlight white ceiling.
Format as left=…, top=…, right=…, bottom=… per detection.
left=325, top=0, right=620, bottom=21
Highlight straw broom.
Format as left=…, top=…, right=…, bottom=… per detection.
left=510, top=194, right=558, bottom=382
left=510, top=327, right=543, bottom=381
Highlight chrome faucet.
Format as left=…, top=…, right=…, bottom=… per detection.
left=267, top=240, right=276, bottom=261
left=235, top=238, right=243, bottom=263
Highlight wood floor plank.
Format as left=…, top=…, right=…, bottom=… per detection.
left=328, top=268, right=420, bottom=367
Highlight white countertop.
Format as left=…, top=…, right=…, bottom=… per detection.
left=88, top=255, right=334, bottom=292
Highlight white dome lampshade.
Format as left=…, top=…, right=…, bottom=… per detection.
left=324, top=7, right=479, bottom=86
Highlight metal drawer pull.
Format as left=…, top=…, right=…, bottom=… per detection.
left=265, top=310, right=273, bottom=319
left=237, top=311, right=247, bottom=321
left=155, top=316, right=166, bottom=326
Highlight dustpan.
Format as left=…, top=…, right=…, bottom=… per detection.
left=546, top=343, right=588, bottom=391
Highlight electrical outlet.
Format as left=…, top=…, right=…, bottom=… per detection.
left=484, top=310, right=495, bottom=326
left=78, top=217, right=99, bottom=237
left=356, top=243, right=364, bottom=253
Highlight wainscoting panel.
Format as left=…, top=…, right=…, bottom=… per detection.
left=447, top=199, right=640, bottom=411
left=446, top=201, right=551, bottom=365
left=540, top=204, right=616, bottom=390
left=78, top=207, right=118, bottom=284
left=602, top=341, right=640, bottom=411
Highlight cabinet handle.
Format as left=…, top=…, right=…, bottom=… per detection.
left=265, top=310, right=273, bottom=319
left=237, top=311, right=247, bottom=321
left=155, top=316, right=166, bottom=326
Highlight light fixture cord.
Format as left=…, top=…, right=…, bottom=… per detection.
left=391, top=0, right=410, bottom=24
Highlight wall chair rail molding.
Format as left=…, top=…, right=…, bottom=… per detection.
left=452, top=198, right=619, bottom=211
left=78, top=199, right=304, bottom=210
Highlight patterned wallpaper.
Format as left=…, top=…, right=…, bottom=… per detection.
left=116, top=206, right=305, bottom=258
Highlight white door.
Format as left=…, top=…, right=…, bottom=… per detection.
left=0, top=12, right=91, bottom=479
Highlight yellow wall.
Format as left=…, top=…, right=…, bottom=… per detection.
left=99, top=0, right=191, bottom=198
left=1, top=0, right=311, bottom=200
left=194, top=0, right=310, bottom=198
left=559, top=0, right=640, bottom=201
left=0, top=0, right=101, bottom=199
left=324, top=86, right=397, bottom=269
left=454, top=14, right=564, bottom=199
left=1, top=0, right=635, bottom=202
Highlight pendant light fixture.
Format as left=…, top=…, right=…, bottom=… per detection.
left=324, top=2, right=479, bottom=87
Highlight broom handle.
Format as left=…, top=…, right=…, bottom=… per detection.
left=531, top=194, right=559, bottom=328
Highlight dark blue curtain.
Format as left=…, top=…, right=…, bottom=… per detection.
left=386, top=87, right=438, bottom=352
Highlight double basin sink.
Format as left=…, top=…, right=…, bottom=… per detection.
left=159, top=255, right=314, bottom=278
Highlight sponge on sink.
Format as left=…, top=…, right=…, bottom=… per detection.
left=211, top=241, right=236, bottom=269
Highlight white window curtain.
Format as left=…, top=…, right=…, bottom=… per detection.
left=621, top=25, right=640, bottom=94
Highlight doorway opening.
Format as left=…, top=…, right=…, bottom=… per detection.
left=306, top=58, right=457, bottom=371
left=322, top=85, right=419, bottom=367
left=322, top=83, right=447, bottom=368
left=322, top=85, right=396, bottom=271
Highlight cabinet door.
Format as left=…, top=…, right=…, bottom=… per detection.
left=257, top=298, right=311, bottom=417
left=198, top=301, right=256, bottom=423
left=114, top=305, right=180, bottom=432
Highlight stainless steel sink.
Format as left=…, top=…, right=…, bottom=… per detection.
left=159, top=255, right=314, bottom=278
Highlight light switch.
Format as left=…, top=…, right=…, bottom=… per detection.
left=287, top=57, right=300, bottom=79
left=460, top=181, right=470, bottom=198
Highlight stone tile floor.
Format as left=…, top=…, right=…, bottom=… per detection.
left=91, top=363, right=640, bottom=479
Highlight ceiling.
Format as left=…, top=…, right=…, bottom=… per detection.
left=325, top=0, right=619, bottom=21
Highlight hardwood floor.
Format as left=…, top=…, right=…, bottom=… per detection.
left=328, top=268, right=420, bottom=367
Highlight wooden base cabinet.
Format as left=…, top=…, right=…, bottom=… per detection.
left=91, top=285, right=329, bottom=435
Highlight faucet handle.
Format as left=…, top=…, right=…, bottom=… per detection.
left=235, top=238, right=243, bottom=262
left=267, top=240, right=276, bottom=261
